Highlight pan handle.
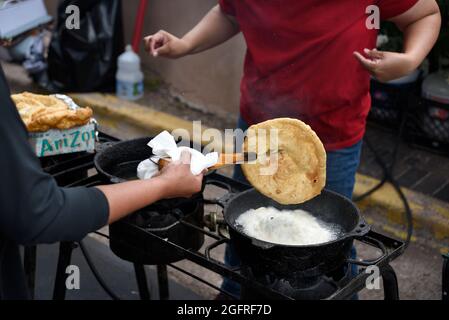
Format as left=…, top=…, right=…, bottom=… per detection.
left=347, top=233, right=388, bottom=267
left=347, top=218, right=371, bottom=238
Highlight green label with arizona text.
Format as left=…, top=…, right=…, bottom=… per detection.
left=29, top=123, right=97, bottom=157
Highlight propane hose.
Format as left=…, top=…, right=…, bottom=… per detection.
left=353, top=116, right=413, bottom=248
left=79, top=240, right=121, bottom=300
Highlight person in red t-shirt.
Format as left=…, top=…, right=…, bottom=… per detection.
left=144, top=0, right=440, bottom=298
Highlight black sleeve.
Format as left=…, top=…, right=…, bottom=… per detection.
left=0, top=65, right=109, bottom=245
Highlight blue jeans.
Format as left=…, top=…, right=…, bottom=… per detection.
left=222, top=117, right=363, bottom=297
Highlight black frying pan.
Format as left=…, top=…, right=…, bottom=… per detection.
left=95, top=137, right=213, bottom=186
left=94, top=137, right=206, bottom=264
left=95, top=137, right=154, bottom=183
left=223, top=188, right=372, bottom=277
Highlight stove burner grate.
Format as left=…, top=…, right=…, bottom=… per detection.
left=28, top=134, right=405, bottom=300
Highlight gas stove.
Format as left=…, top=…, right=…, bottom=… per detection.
left=31, top=133, right=406, bottom=300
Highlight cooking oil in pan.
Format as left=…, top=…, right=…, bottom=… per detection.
left=235, top=207, right=343, bottom=246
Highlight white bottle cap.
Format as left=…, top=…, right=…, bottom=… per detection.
left=118, top=45, right=141, bottom=72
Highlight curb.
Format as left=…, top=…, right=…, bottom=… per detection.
left=70, top=93, right=195, bottom=135
left=72, top=93, right=449, bottom=248
left=70, top=93, right=233, bottom=151
left=354, top=174, right=449, bottom=248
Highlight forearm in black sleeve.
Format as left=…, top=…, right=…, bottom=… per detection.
left=0, top=65, right=109, bottom=245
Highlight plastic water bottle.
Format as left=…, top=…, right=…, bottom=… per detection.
left=116, top=45, right=144, bottom=101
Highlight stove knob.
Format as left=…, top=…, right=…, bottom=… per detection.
left=216, top=214, right=225, bottom=226
left=203, top=212, right=217, bottom=232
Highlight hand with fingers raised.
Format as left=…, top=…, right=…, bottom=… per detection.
left=144, top=30, right=192, bottom=59
left=353, top=48, right=415, bottom=83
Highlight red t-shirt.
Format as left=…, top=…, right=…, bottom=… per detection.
left=219, top=0, right=418, bottom=150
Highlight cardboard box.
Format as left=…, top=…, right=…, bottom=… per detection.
left=24, top=94, right=98, bottom=158
left=29, top=122, right=97, bottom=158
left=17, top=94, right=98, bottom=158
left=0, top=0, right=52, bottom=40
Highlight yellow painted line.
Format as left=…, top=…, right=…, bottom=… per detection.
left=72, top=92, right=449, bottom=243
left=354, top=174, right=449, bottom=242
left=70, top=93, right=195, bottom=135
left=381, top=224, right=418, bottom=243
left=70, top=93, right=234, bottom=152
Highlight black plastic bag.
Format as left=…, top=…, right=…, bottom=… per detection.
left=46, top=0, right=124, bottom=92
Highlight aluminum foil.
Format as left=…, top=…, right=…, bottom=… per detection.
left=52, top=94, right=99, bottom=142
left=52, top=94, right=79, bottom=110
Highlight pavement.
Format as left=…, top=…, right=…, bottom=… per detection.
left=359, top=124, right=449, bottom=205
left=32, top=237, right=204, bottom=300
left=1, top=61, right=448, bottom=300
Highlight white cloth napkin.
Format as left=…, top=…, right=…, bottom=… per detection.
left=137, top=131, right=219, bottom=180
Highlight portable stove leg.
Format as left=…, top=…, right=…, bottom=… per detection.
left=53, top=242, right=76, bottom=300
left=134, top=264, right=151, bottom=300
left=443, top=255, right=449, bottom=301
left=381, top=264, right=399, bottom=300
left=24, top=246, right=37, bottom=299
left=157, top=265, right=169, bottom=300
